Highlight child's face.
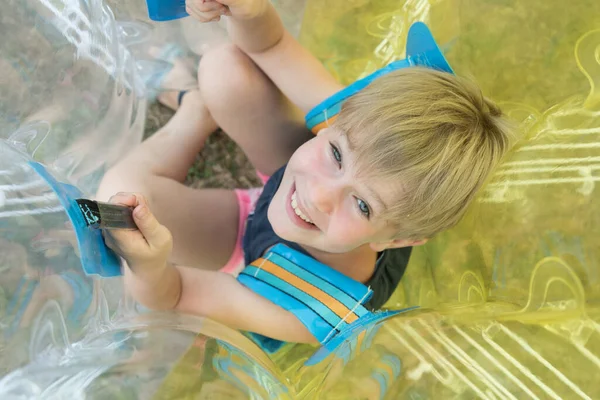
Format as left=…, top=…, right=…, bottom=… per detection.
left=268, top=127, right=403, bottom=254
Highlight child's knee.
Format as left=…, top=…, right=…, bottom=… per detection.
left=96, top=167, right=148, bottom=203
left=198, top=44, right=259, bottom=108
left=199, top=44, right=253, bottom=82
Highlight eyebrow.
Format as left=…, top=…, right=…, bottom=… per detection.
left=363, top=184, right=388, bottom=217
left=338, top=132, right=389, bottom=216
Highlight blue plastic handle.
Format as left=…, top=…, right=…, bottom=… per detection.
left=146, top=0, right=189, bottom=22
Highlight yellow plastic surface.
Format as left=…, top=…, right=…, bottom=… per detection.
left=156, top=1, right=600, bottom=398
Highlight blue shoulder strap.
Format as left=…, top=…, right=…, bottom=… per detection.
left=237, top=244, right=418, bottom=355
left=237, top=244, right=373, bottom=351
left=305, top=22, right=454, bottom=133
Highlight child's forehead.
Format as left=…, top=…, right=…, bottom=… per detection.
left=363, top=173, right=401, bottom=202
left=351, top=164, right=403, bottom=217
left=332, top=126, right=403, bottom=190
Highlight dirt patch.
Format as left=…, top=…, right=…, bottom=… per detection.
left=144, top=101, right=262, bottom=190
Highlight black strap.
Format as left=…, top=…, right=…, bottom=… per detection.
left=177, top=90, right=188, bottom=107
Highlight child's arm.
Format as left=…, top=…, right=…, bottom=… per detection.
left=187, top=0, right=344, bottom=113
left=105, top=193, right=318, bottom=344
left=132, top=264, right=317, bottom=343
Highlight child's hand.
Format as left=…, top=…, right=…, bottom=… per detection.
left=186, top=0, right=267, bottom=22
left=103, top=193, right=172, bottom=274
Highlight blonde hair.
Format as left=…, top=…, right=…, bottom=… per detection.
left=335, top=67, right=515, bottom=240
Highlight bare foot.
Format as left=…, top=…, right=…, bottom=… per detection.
left=150, top=48, right=199, bottom=111
left=157, top=88, right=195, bottom=111
left=176, top=89, right=204, bottom=112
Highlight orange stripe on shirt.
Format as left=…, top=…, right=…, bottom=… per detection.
left=250, top=258, right=359, bottom=323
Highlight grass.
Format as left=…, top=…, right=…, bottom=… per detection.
left=144, top=101, right=262, bottom=190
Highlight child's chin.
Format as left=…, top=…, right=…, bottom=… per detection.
left=271, top=221, right=295, bottom=242
left=271, top=220, right=306, bottom=246
left=267, top=211, right=290, bottom=237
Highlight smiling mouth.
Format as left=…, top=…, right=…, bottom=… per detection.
left=290, top=190, right=314, bottom=225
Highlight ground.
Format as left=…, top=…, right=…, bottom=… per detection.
left=144, top=101, right=262, bottom=190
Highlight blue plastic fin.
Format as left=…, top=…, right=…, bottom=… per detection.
left=237, top=244, right=373, bottom=352
left=406, top=21, right=454, bottom=74
left=305, top=22, right=454, bottom=132
left=29, top=162, right=122, bottom=277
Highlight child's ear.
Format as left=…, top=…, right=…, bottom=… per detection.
left=369, top=238, right=428, bottom=252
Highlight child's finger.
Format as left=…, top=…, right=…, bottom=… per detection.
left=102, top=230, right=130, bottom=258
left=187, top=8, right=225, bottom=22
left=103, top=228, right=149, bottom=264
left=186, top=2, right=228, bottom=22
left=131, top=197, right=171, bottom=250
left=108, top=192, right=138, bottom=208
left=102, top=230, right=117, bottom=251
left=195, top=0, right=226, bottom=12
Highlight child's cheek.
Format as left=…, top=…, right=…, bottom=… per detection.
left=329, top=211, right=361, bottom=246
left=295, top=138, right=326, bottom=171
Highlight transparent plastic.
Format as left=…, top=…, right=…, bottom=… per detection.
left=2, top=0, right=599, bottom=398
left=0, top=0, right=150, bottom=195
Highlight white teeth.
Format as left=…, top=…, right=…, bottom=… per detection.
left=291, top=191, right=314, bottom=224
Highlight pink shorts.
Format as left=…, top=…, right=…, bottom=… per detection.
left=220, top=172, right=270, bottom=275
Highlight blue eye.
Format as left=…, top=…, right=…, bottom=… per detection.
left=357, top=198, right=370, bottom=218
left=330, top=143, right=342, bottom=166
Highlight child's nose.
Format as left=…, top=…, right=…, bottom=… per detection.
left=308, top=178, right=340, bottom=215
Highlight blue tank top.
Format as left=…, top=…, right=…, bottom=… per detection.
left=242, top=166, right=412, bottom=310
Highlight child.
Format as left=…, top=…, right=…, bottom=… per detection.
left=98, top=0, right=513, bottom=344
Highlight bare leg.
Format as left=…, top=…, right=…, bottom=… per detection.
left=198, top=44, right=313, bottom=176
left=99, top=44, right=315, bottom=270
left=97, top=93, right=239, bottom=270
